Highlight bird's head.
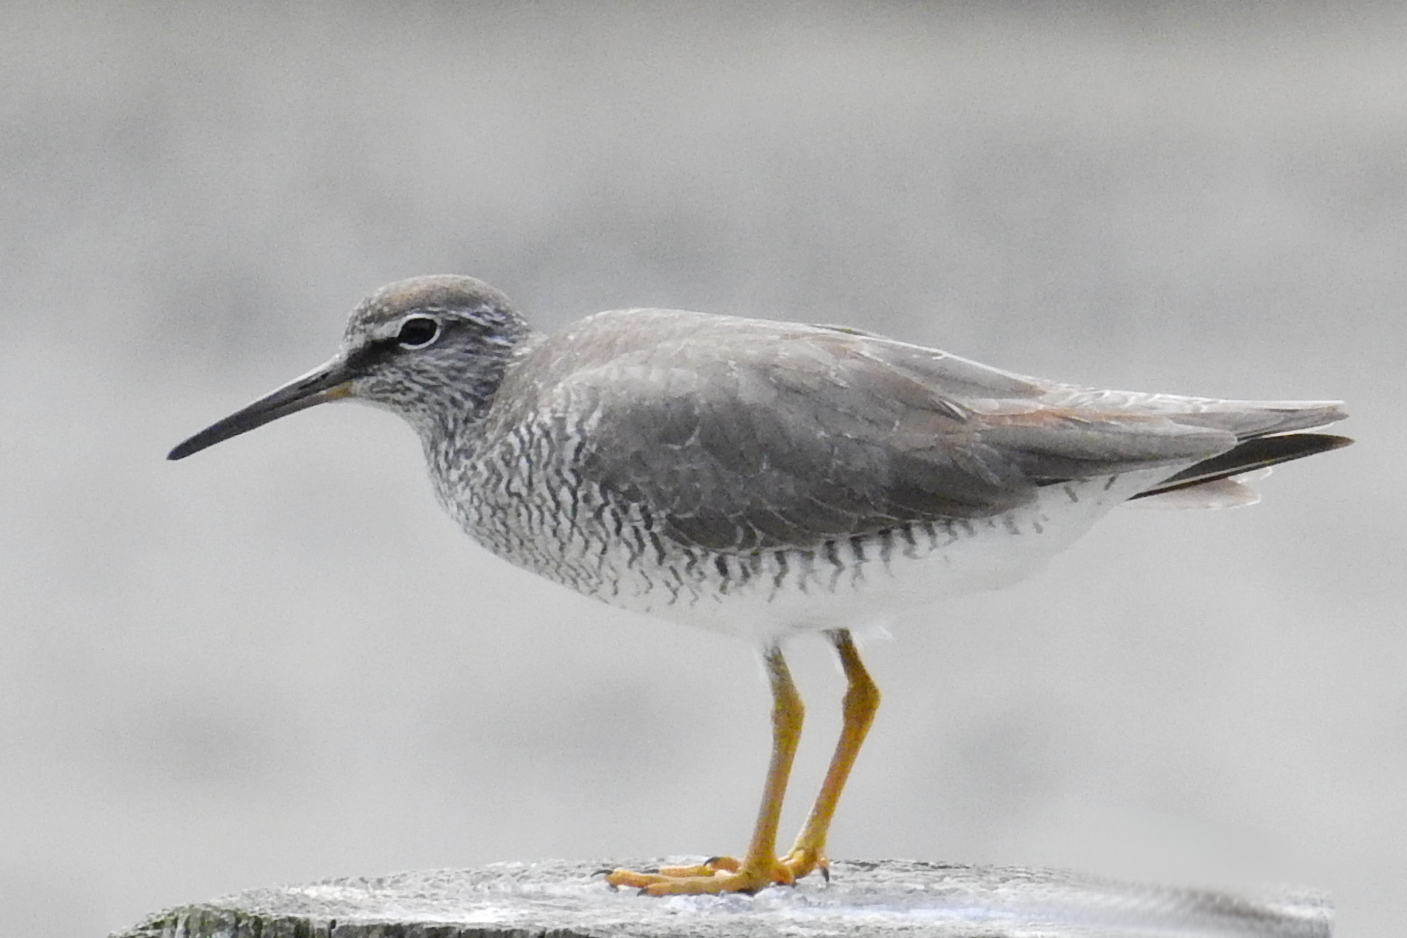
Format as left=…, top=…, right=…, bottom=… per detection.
left=169, top=275, right=532, bottom=460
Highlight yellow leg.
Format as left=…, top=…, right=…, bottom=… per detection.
left=607, top=644, right=806, bottom=895
left=781, top=629, right=880, bottom=881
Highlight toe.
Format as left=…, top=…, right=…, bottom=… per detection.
left=779, top=847, right=829, bottom=881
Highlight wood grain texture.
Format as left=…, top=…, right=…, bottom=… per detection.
left=111, top=858, right=1331, bottom=938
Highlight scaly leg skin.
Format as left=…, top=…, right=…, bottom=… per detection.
left=607, top=644, right=805, bottom=895
left=780, top=630, right=880, bottom=882
left=607, top=630, right=882, bottom=895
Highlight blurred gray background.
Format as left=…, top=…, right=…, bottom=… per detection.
left=2, top=3, right=1403, bottom=936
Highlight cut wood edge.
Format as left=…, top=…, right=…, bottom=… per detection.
left=112, top=858, right=1333, bottom=938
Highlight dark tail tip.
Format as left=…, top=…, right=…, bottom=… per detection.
left=1133, top=432, right=1352, bottom=500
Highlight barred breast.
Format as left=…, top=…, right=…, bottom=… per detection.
left=429, top=411, right=1180, bottom=643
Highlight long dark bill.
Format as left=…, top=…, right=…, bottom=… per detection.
left=168, top=358, right=355, bottom=460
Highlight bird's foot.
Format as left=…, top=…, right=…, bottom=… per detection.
left=779, top=845, right=830, bottom=882
left=607, top=855, right=811, bottom=895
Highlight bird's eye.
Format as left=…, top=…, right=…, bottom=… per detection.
left=397, top=316, right=440, bottom=348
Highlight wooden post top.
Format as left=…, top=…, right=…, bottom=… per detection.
left=112, top=858, right=1331, bottom=938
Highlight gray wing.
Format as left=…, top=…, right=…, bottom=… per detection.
left=540, top=313, right=1337, bottom=552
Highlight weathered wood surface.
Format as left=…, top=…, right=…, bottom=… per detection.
left=112, top=858, right=1331, bottom=938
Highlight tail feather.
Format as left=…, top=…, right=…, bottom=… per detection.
left=1127, top=474, right=1266, bottom=509
left=1130, top=432, right=1352, bottom=502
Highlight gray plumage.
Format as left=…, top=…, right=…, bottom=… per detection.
left=483, top=307, right=1341, bottom=553
left=169, top=275, right=1350, bottom=637
left=166, top=274, right=1353, bottom=895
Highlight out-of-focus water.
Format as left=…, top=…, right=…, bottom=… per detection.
left=1, top=4, right=1401, bottom=936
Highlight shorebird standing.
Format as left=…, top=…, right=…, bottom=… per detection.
left=170, top=276, right=1350, bottom=896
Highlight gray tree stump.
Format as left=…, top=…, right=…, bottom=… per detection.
left=112, top=858, right=1331, bottom=938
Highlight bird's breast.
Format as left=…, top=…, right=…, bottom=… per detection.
left=430, top=425, right=1171, bottom=642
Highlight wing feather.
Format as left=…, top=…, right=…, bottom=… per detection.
left=516, top=310, right=1257, bottom=552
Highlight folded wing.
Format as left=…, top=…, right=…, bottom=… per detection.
left=538, top=311, right=1346, bottom=551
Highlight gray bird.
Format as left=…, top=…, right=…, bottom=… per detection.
left=170, top=275, right=1351, bottom=895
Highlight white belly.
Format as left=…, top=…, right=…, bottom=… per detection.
left=607, top=468, right=1176, bottom=644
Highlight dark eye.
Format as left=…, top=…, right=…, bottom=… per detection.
left=397, top=316, right=440, bottom=348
